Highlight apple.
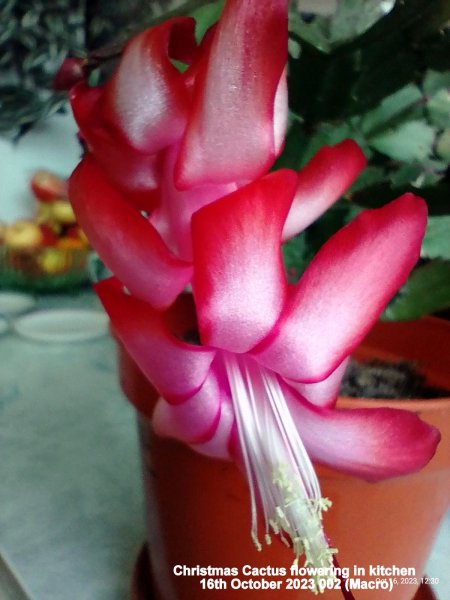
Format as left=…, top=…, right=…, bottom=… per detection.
left=37, top=247, right=67, bottom=274
left=4, top=220, right=43, bottom=250
left=36, top=202, right=54, bottom=225
left=51, top=199, right=77, bottom=225
left=30, top=170, right=67, bottom=202
left=36, top=203, right=63, bottom=235
left=57, top=237, right=87, bottom=250
left=65, top=225, right=90, bottom=247
left=39, top=225, right=59, bottom=247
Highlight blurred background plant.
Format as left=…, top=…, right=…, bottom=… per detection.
left=1, top=0, right=449, bottom=318
left=281, top=0, right=450, bottom=321
left=0, top=0, right=85, bottom=139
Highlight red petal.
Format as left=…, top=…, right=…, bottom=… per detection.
left=70, top=81, right=102, bottom=130
left=284, top=358, right=349, bottom=408
left=152, top=369, right=222, bottom=444
left=70, top=83, right=161, bottom=205
left=192, top=170, right=298, bottom=353
left=282, top=140, right=367, bottom=240
left=181, top=24, right=216, bottom=92
left=253, top=194, right=428, bottom=381
left=150, top=145, right=236, bottom=260
left=190, top=395, right=234, bottom=459
left=284, top=385, right=440, bottom=481
left=175, top=0, right=288, bottom=188
left=96, top=279, right=216, bottom=402
left=69, top=157, right=192, bottom=309
left=102, top=18, right=197, bottom=153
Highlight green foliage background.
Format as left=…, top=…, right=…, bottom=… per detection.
left=280, top=0, right=450, bottom=321
left=0, top=0, right=85, bottom=138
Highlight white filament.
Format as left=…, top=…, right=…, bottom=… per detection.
left=224, top=352, right=335, bottom=585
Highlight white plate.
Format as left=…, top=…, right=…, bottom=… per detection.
left=0, top=316, right=9, bottom=336
left=13, top=309, right=109, bottom=343
left=0, top=292, right=36, bottom=317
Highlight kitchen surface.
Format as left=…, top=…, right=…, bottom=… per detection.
left=0, top=291, right=144, bottom=600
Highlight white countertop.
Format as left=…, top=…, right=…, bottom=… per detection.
left=0, top=291, right=145, bottom=600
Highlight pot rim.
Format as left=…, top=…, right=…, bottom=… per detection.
left=343, top=316, right=450, bottom=412
left=337, top=395, right=450, bottom=412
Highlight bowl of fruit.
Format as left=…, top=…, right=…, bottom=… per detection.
left=0, top=171, right=91, bottom=292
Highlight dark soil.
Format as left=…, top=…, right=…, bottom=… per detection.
left=340, top=359, right=449, bottom=400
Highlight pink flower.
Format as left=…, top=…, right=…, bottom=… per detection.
left=93, top=173, right=439, bottom=571
left=67, top=0, right=440, bottom=575
left=69, top=0, right=365, bottom=273
left=69, top=137, right=365, bottom=309
left=94, top=170, right=438, bottom=477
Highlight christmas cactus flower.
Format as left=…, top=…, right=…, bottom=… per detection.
left=92, top=173, right=439, bottom=581
left=66, top=0, right=441, bottom=590
left=68, top=0, right=365, bottom=271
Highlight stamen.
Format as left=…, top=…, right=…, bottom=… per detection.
left=224, top=353, right=335, bottom=593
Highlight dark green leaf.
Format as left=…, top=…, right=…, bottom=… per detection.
left=298, top=122, right=369, bottom=165
left=426, top=88, right=450, bottom=128
left=369, top=120, right=437, bottom=162
left=423, top=69, right=450, bottom=95
left=436, top=130, right=450, bottom=161
left=306, top=201, right=362, bottom=250
left=383, top=261, right=450, bottom=320
left=190, top=1, right=224, bottom=42
left=329, top=0, right=396, bottom=44
left=282, top=200, right=362, bottom=281
left=282, top=234, right=314, bottom=282
left=359, top=84, right=424, bottom=137
left=421, top=216, right=450, bottom=260
left=351, top=180, right=450, bottom=216
left=288, top=10, right=331, bottom=53
left=289, top=0, right=450, bottom=124
left=272, top=119, right=310, bottom=171
left=389, top=163, right=427, bottom=187
left=348, top=165, right=386, bottom=193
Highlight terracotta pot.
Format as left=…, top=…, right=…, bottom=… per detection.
left=119, top=317, right=450, bottom=600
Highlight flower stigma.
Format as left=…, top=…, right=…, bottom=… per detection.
left=224, top=352, right=336, bottom=594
